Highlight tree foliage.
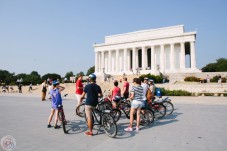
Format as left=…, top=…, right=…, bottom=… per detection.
left=0, top=70, right=15, bottom=84
left=76, top=71, right=85, bottom=77
left=86, top=66, right=95, bottom=76
left=139, top=73, right=163, bottom=83
left=202, top=58, right=227, bottom=72
left=65, top=71, right=74, bottom=80
left=41, top=73, right=61, bottom=82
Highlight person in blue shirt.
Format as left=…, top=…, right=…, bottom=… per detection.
left=80, top=73, right=102, bottom=136
left=47, top=80, right=65, bottom=129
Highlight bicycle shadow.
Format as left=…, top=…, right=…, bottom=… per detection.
left=140, top=111, right=182, bottom=131
left=65, top=120, right=87, bottom=134
left=114, top=111, right=182, bottom=137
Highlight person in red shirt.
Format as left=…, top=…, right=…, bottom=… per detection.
left=122, top=77, right=129, bottom=99
left=111, top=80, right=121, bottom=108
left=75, top=74, right=83, bottom=108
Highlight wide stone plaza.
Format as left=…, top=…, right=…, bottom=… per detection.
left=0, top=94, right=227, bottom=151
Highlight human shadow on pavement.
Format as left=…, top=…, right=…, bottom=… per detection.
left=114, top=122, right=137, bottom=139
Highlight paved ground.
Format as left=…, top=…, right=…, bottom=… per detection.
left=0, top=94, right=227, bottom=151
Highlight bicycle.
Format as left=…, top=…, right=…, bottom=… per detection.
left=111, top=98, right=154, bottom=125
left=58, top=105, right=67, bottom=134
left=76, top=97, right=112, bottom=118
left=76, top=99, right=86, bottom=117
left=147, top=98, right=166, bottom=119
left=110, top=97, right=131, bottom=122
left=154, top=97, right=174, bottom=115
left=85, top=107, right=118, bottom=138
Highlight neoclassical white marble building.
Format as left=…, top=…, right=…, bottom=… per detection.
left=94, top=25, right=201, bottom=76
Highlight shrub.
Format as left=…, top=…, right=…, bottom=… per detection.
left=210, top=76, right=226, bottom=83
left=210, top=75, right=219, bottom=82
left=184, top=76, right=200, bottom=82
left=158, top=87, right=192, bottom=96
left=140, top=74, right=163, bottom=83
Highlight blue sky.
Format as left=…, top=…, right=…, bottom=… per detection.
left=0, top=0, right=227, bottom=76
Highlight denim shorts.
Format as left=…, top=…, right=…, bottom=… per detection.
left=131, top=100, right=143, bottom=108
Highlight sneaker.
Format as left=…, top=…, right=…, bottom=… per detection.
left=124, top=127, right=133, bottom=132
left=135, top=127, right=139, bottom=132
left=47, top=124, right=52, bottom=128
left=84, top=131, right=93, bottom=136
left=54, top=125, right=61, bottom=129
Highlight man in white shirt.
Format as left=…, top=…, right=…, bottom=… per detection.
left=139, top=77, right=149, bottom=107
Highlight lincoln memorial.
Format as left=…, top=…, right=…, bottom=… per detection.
left=94, top=25, right=201, bottom=76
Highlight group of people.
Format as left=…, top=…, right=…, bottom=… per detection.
left=111, top=77, right=155, bottom=132
left=46, top=73, right=156, bottom=136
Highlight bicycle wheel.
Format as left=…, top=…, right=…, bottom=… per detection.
left=163, top=101, right=174, bottom=115
left=121, top=102, right=131, bottom=118
left=76, top=103, right=85, bottom=117
left=110, top=108, right=121, bottom=123
left=58, top=111, right=67, bottom=134
left=153, top=103, right=166, bottom=119
left=97, top=101, right=112, bottom=111
left=102, top=114, right=117, bottom=138
left=140, top=109, right=154, bottom=125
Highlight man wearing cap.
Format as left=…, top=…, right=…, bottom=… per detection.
left=80, top=73, right=102, bottom=136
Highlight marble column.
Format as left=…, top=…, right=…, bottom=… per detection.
left=95, top=51, right=98, bottom=73
left=101, top=51, right=105, bottom=72
left=180, top=42, right=186, bottom=69
left=127, top=50, right=131, bottom=70
left=190, top=41, right=196, bottom=69
left=160, top=45, right=164, bottom=72
left=124, top=48, right=127, bottom=71
left=142, top=46, right=146, bottom=70
left=108, top=50, right=112, bottom=72
left=151, top=46, right=155, bottom=71
left=132, top=47, right=136, bottom=70
left=116, top=49, right=119, bottom=72
left=170, top=43, right=175, bottom=70
left=98, top=52, right=101, bottom=72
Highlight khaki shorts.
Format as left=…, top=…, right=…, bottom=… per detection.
left=85, top=105, right=95, bottom=119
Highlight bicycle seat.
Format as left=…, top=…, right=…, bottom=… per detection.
left=58, top=105, right=63, bottom=108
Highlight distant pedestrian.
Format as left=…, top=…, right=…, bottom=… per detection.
left=18, top=84, right=22, bottom=93
left=122, top=77, right=129, bottom=99
left=206, top=75, right=210, bottom=83
left=75, top=74, right=83, bottom=108
left=28, top=83, right=33, bottom=92
left=48, top=81, right=52, bottom=100
left=42, top=80, right=47, bottom=101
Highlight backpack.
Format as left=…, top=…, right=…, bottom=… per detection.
left=146, top=88, right=153, bottom=103
left=155, top=88, right=162, bottom=97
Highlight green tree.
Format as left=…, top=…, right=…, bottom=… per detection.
left=42, top=73, right=61, bottom=82
left=0, top=70, right=15, bottom=84
left=202, top=58, right=227, bottom=72
left=86, top=66, right=95, bottom=76
left=65, top=71, right=74, bottom=80
left=76, top=71, right=85, bottom=77
left=216, top=58, right=227, bottom=71
left=27, top=71, right=42, bottom=85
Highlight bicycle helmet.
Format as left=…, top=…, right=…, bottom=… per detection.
left=89, top=73, right=96, bottom=80
left=52, top=80, right=59, bottom=85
